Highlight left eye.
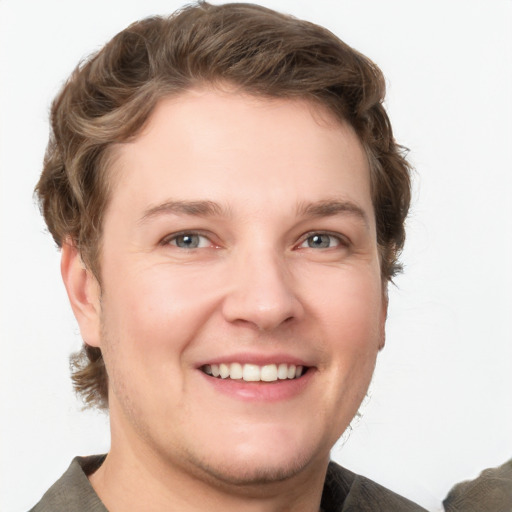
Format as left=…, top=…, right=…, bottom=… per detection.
left=167, top=233, right=211, bottom=249
left=299, top=233, right=343, bottom=249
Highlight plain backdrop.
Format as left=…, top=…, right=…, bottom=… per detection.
left=1, top=1, right=511, bottom=511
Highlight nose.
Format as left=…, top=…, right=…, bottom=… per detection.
left=221, top=248, right=304, bottom=331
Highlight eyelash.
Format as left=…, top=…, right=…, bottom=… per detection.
left=161, top=230, right=349, bottom=251
left=161, top=231, right=215, bottom=249
left=296, top=231, right=349, bottom=250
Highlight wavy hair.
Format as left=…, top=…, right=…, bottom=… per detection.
left=36, top=1, right=411, bottom=409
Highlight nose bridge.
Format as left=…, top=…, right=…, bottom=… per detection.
left=221, top=239, right=303, bottom=330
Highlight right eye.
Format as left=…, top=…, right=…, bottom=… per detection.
left=165, top=232, right=212, bottom=249
left=296, top=232, right=347, bottom=250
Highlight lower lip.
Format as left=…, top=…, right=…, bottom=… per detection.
left=199, top=369, right=314, bottom=402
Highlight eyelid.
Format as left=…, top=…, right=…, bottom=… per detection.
left=296, top=231, right=350, bottom=249
left=160, top=230, right=217, bottom=248
left=159, top=229, right=349, bottom=250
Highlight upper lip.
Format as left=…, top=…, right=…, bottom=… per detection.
left=196, top=352, right=312, bottom=368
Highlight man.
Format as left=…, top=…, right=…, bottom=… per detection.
left=30, top=2, right=422, bottom=511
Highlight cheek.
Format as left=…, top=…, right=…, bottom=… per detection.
left=301, top=268, right=383, bottom=445
left=102, top=261, right=206, bottom=332
left=98, top=272, right=195, bottom=417
left=305, top=265, right=384, bottom=342
left=305, top=265, right=383, bottom=398
left=98, top=261, right=227, bottom=390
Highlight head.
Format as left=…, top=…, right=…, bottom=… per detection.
left=36, top=1, right=410, bottom=483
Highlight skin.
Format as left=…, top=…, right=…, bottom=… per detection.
left=62, top=87, right=387, bottom=512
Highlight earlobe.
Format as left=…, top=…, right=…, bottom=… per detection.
left=378, top=330, right=386, bottom=351
left=379, top=287, right=389, bottom=351
left=61, top=240, right=102, bottom=348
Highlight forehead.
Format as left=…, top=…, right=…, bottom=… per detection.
left=107, top=88, right=373, bottom=223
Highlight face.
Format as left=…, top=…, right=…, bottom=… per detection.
left=78, top=88, right=386, bottom=487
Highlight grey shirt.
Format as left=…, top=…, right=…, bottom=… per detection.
left=29, top=455, right=427, bottom=511
left=443, top=459, right=512, bottom=512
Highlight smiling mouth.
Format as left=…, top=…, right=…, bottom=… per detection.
left=201, top=363, right=307, bottom=382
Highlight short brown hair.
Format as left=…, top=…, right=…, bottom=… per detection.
left=36, top=1, right=411, bottom=409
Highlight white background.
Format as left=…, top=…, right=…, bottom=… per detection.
left=1, top=1, right=511, bottom=511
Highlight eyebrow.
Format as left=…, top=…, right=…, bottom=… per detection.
left=138, top=198, right=369, bottom=226
left=296, top=199, right=370, bottom=227
left=139, top=200, right=227, bottom=224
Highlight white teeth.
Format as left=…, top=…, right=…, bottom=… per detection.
left=277, top=363, right=288, bottom=380
left=261, top=364, right=277, bottom=382
left=230, top=362, right=243, bottom=380
left=219, top=363, right=230, bottom=379
left=243, top=364, right=260, bottom=382
left=202, top=362, right=307, bottom=382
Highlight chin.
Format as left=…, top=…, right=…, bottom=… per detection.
left=185, top=448, right=318, bottom=487
left=178, top=425, right=331, bottom=488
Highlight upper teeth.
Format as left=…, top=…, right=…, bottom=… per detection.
left=202, top=363, right=304, bottom=382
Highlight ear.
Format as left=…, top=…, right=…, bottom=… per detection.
left=61, top=240, right=102, bottom=348
left=378, top=286, right=389, bottom=351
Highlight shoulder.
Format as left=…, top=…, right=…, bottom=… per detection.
left=443, top=459, right=512, bottom=512
left=29, top=455, right=107, bottom=512
left=322, top=461, right=427, bottom=512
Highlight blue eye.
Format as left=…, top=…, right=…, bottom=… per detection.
left=300, top=233, right=343, bottom=249
left=168, top=233, right=210, bottom=249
